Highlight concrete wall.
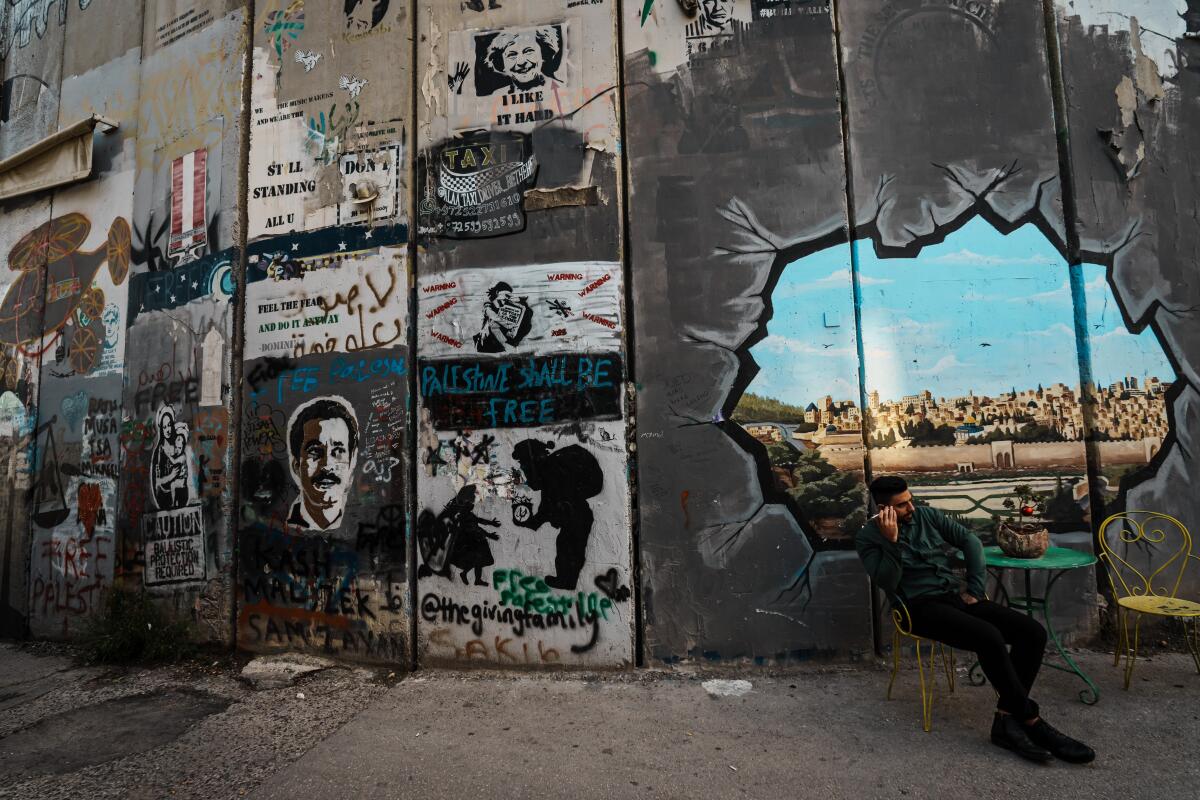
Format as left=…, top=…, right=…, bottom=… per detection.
left=1052, top=0, right=1200, bottom=601
left=623, top=2, right=868, bottom=661
left=236, top=1, right=413, bottom=663
left=117, top=1, right=245, bottom=644
left=413, top=0, right=632, bottom=668
left=2, top=0, right=144, bottom=640
left=1, top=0, right=1197, bottom=665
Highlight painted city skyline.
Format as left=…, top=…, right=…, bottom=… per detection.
left=747, top=218, right=1175, bottom=414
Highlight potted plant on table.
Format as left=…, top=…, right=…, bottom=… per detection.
left=997, top=484, right=1050, bottom=558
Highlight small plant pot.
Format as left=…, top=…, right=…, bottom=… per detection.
left=996, top=522, right=1050, bottom=559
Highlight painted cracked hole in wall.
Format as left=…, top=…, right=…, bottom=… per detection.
left=731, top=217, right=1176, bottom=547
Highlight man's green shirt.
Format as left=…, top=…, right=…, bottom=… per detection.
left=854, top=505, right=986, bottom=602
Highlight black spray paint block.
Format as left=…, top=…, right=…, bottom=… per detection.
left=418, top=352, right=623, bottom=429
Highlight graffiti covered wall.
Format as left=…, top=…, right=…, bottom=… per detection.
left=414, top=0, right=632, bottom=667
left=236, top=0, right=414, bottom=664
left=117, top=1, right=245, bottom=642
left=2, top=0, right=1198, bottom=665
left=0, top=1, right=140, bottom=638
left=0, top=195, right=48, bottom=637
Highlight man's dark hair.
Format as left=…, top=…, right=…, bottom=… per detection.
left=869, top=475, right=908, bottom=506
left=288, top=398, right=359, bottom=460
left=486, top=281, right=514, bottom=301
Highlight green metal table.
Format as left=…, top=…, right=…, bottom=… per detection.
left=968, top=545, right=1100, bottom=705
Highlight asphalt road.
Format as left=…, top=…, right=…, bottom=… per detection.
left=2, top=642, right=1198, bottom=799
left=248, top=655, right=1200, bottom=800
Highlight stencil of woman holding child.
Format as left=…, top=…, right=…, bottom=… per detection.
left=150, top=405, right=195, bottom=510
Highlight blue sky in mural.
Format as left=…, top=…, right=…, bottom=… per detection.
left=748, top=217, right=1175, bottom=407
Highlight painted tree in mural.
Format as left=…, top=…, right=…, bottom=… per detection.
left=0, top=213, right=131, bottom=374
left=766, top=443, right=865, bottom=542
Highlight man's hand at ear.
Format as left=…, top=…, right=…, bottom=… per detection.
left=879, top=505, right=899, bottom=543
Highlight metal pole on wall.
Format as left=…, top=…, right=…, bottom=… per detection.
left=828, top=0, right=882, bottom=657
left=1039, top=0, right=1109, bottom=605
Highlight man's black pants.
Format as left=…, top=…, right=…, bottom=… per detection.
left=907, top=594, right=1048, bottom=720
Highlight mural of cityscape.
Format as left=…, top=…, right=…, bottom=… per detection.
left=736, top=218, right=1175, bottom=542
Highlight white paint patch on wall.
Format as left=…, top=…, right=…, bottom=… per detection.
left=417, top=262, right=622, bottom=359
left=417, top=420, right=634, bottom=667
left=247, top=48, right=335, bottom=239
left=244, top=247, right=407, bottom=359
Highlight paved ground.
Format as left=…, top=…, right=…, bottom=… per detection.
left=2, top=641, right=1198, bottom=799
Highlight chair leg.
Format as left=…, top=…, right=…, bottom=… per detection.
left=1113, top=607, right=1125, bottom=668
left=916, top=639, right=933, bottom=733
left=887, top=629, right=901, bottom=701
left=1185, top=617, right=1200, bottom=675
left=1123, top=613, right=1142, bottom=690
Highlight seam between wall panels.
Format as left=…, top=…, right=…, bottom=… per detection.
left=829, top=0, right=881, bottom=656
left=1040, top=0, right=1106, bottom=582
left=615, top=0, right=643, bottom=669
left=407, top=0, right=420, bottom=672
left=228, top=0, right=257, bottom=649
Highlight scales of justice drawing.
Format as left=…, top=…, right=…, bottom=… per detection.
left=32, top=419, right=69, bottom=528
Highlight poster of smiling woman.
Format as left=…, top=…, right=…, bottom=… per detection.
left=447, top=22, right=574, bottom=129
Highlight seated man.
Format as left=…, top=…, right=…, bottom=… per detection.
left=855, top=475, right=1094, bottom=764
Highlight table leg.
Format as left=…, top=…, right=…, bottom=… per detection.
left=1041, top=569, right=1100, bottom=705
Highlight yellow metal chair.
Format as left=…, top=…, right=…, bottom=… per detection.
left=887, top=598, right=955, bottom=732
left=1098, top=511, right=1200, bottom=689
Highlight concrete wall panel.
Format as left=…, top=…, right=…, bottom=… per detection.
left=0, top=195, right=52, bottom=638
left=1, top=0, right=68, bottom=157
left=624, top=2, right=869, bottom=662
left=119, top=2, right=245, bottom=641
left=413, top=0, right=631, bottom=667
left=237, top=1, right=414, bottom=664
left=237, top=229, right=411, bottom=664
left=1053, top=2, right=1200, bottom=598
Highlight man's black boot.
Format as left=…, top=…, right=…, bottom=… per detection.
left=990, top=713, right=1053, bottom=762
left=1024, top=718, right=1095, bottom=764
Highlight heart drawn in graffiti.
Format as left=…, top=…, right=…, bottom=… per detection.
left=594, top=568, right=631, bottom=603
